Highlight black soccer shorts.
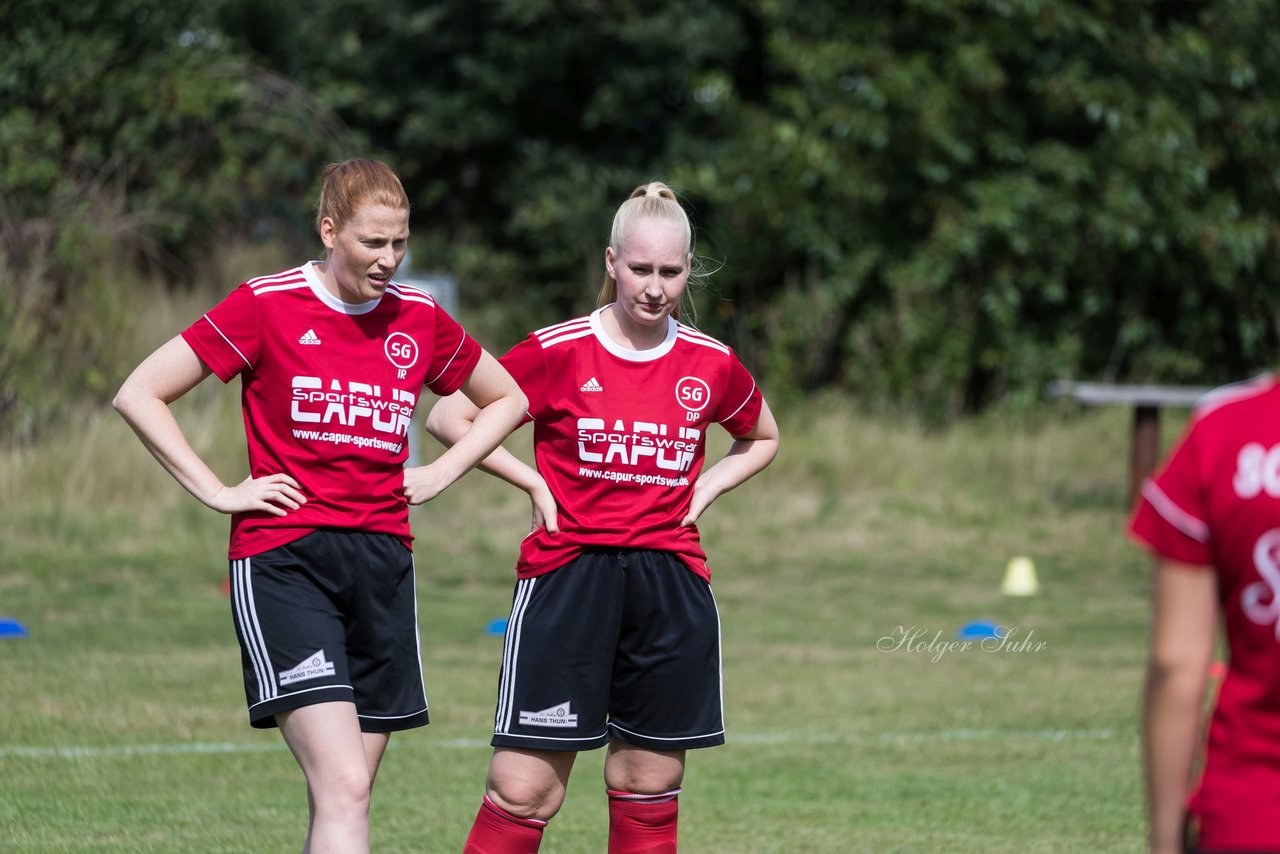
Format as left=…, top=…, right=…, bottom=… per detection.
left=489, top=548, right=725, bottom=752
left=228, top=529, right=429, bottom=732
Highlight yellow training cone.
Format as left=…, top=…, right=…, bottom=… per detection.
left=1002, top=556, right=1040, bottom=596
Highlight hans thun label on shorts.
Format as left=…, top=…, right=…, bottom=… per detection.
left=519, top=701, right=578, bottom=728
left=278, top=649, right=336, bottom=686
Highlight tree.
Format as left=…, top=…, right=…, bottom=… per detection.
left=8, top=0, right=1280, bottom=434
left=0, top=0, right=351, bottom=439
left=210, top=0, right=759, bottom=337
left=675, top=0, right=1280, bottom=418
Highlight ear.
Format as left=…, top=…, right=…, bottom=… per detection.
left=319, top=217, right=339, bottom=251
left=604, top=246, right=617, bottom=278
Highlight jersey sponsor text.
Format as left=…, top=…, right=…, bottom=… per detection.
left=576, top=418, right=699, bottom=471
left=578, top=466, right=690, bottom=487
left=292, top=428, right=404, bottom=454
left=291, top=376, right=416, bottom=436
left=1245, top=529, right=1280, bottom=639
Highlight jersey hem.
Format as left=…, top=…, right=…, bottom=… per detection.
left=228, top=526, right=414, bottom=560
left=515, top=545, right=711, bottom=582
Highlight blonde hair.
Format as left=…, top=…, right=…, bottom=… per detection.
left=597, top=182, right=701, bottom=324
left=314, top=159, right=409, bottom=234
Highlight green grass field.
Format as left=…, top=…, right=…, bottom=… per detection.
left=0, top=391, right=1162, bottom=850
left=0, top=363, right=1164, bottom=851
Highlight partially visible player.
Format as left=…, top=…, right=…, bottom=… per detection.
left=428, top=181, right=779, bottom=853
left=113, top=158, right=526, bottom=853
left=1129, top=374, right=1280, bottom=854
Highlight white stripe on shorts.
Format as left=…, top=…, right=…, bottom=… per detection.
left=713, top=584, right=725, bottom=727
left=232, top=558, right=276, bottom=703
left=495, top=577, right=536, bottom=734
left=409, top=556, right=429, bottom=713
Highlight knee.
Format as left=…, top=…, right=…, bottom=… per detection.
left=604, top=771, right=684, bottom=796
left=604, top=747, right=685, bottom=795
left=311, top=765, right=373, bottom=816
left=485, top=776, right=565, bottom=822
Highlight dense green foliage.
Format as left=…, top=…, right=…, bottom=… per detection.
left=4, top=0, right=1279, bottom=433
left=0, top=0, right=351, bottom=437
left=674, top=0, right=1280, bottom=415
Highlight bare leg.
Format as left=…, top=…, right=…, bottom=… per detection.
left=363, top=730, right=391, bottom=789
left=462, top=747, right=577, bottom=853
left=604, top=740, right=686, bottom=854
left=603, top=739, right=685, bottom=793
left=485, top=746, right=578, bottom=821
left=277, top=702, right=379, bottom=854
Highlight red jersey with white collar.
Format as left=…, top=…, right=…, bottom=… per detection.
left=500, top=307, right=764, bottom=581
left=182, top=261, right=481, bottom=559
left=1128, top=374, right=1280, bottom=851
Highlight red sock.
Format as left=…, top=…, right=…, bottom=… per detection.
left=463, top=795, right=547, bottom=854
left=607, top=788, right=680, bottom=854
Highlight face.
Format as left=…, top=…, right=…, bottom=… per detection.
left=319, top=203, right=410, bottom=303
left=604, top=217, right=691, bottom=330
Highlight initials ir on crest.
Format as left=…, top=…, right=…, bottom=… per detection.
left=385, top=331, right=418, bottom=381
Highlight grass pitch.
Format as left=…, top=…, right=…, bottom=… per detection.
left=0, top=384, right=1159, bottom=852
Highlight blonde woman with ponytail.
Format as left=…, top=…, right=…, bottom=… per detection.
left=429, top=181, right=779, bottom=853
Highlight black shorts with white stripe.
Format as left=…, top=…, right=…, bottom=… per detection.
left=229, top=529, right=429, bottom=732
left=490, top=548, right=724, bottom=752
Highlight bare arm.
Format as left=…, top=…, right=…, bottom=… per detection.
left=1142, top=558, right=1217, bottom=854
left=425, top=381, right=557, bottom=531
left=112, top=335, right=306, bottom=515
left=403, top=350, right=528, bottom=505
left=682, top=397, right=780, bottom=526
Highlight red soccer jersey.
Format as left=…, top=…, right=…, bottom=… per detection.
left=182, top=262, right=481, bottom=559
left=500, top=308, right=764, bottom=581
left=1128, top=374, right=1280, bottom=851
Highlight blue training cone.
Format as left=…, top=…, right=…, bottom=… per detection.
left=486, top=618, right=509, bottom=636
left=0, top=618, right=30, bottom=638
left=957, top=620, right=1000, bottom=640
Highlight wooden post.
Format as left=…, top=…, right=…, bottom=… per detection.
left=1130, top=404, right=1160, bottom=509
